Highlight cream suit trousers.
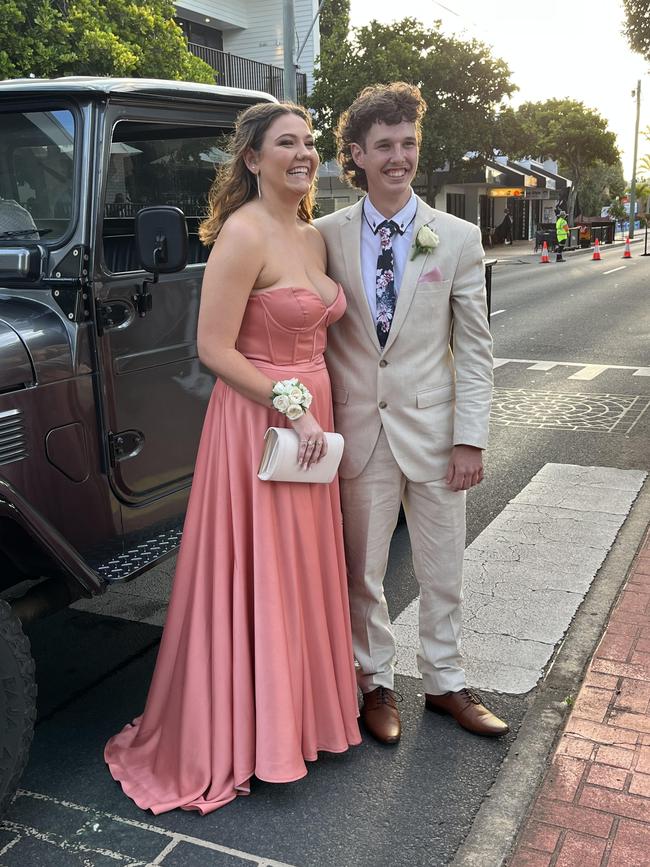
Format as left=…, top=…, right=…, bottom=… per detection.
left=340, top=428, right=467, bottom=696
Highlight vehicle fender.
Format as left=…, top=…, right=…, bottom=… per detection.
left=0, top=477, right=105, bottom=596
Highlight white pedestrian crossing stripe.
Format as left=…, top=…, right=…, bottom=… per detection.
left=393, top=464, right=646, bottom=694
left=494, top=357, right=650, bottom=379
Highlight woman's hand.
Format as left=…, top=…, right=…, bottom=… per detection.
left=290, top=411, right=328, bottom=469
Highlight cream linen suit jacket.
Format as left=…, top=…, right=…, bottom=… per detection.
left=316, top=196, right=493, bottom=482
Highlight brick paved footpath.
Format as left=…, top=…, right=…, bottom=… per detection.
left=509, top=529, right=650, bottom=867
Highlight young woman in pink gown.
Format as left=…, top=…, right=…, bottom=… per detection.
left=104, top=102, right=361, bottom=814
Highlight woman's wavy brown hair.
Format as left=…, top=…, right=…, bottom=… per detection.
left=199, top=101, right=316, bottom=245
left=335, top=82, right=427, bottom=192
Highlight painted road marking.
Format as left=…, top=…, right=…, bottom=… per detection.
left=527, top=361, right=558, bottom=371
left=491, top=309, right=506, bottom=316
left=569, top=364, right=611, bottom=381
left=494, top=357, right=650, bottom=378
left=393, top=464, right=647, bottom=694
left=1, top=790, right=296, bottom=867
left=491, top=389, right=650, bottom=434
left=603, top=266, right=626, bottom=275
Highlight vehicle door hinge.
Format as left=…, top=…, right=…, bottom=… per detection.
left=108, top=430, right=144, bottom=465
left=132, top=280, right=154, bottom=318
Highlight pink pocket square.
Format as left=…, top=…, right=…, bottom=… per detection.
left=419, top=266, right=443, bottom=282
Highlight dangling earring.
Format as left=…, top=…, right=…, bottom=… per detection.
left=256, top=172, right=262, bottom=198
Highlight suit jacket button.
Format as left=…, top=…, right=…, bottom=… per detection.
left=379, top=359, right=388, bottom=368
left=378, top=400, right=387, bottom=409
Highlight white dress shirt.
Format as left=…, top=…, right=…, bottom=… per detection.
left=360, top=190, right=418, bottom=321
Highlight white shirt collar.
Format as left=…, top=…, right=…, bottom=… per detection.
left=363, top=190, right=417, bottom=235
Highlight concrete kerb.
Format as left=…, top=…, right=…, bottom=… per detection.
left=450, top=477, right=650, bottom=867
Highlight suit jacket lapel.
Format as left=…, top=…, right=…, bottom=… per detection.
left=339, top=199, right=381, bottom=352
left=382, top=197, right=436, bottom=353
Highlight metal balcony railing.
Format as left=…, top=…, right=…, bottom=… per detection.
left=188, top=43, right=307, bottom=102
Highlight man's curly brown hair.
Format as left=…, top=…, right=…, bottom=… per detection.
left=335, top=82, right=427, bottom=192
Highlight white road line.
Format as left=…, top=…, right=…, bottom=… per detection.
left=393, top=463, right=647, bottom=694
left=527, top=362, right=558, bottom=371
left=494, top=357, right=648, bottom=377
left=603, top=266, right=626, bottom=275
left=8, top=790, right=297, bottom=867
left=568, top=364, right=610, bottom=381
left=625, top=399, right=650, bottom=434
left=150, top=838, right=180, bottom=864
left=491, top=309, right=506, bottom=316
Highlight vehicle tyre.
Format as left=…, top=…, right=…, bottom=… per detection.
left=0, top=600, right=37, bottom=813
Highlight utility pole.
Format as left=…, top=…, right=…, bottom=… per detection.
left=629, top=79, right=641, bottom=239
left=283, top=0, right=297, bottom=103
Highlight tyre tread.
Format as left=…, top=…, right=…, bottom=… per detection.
left=0, top=600, right=37, bottom=814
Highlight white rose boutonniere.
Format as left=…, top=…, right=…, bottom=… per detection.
left=411, top=224, right=440, bottom=260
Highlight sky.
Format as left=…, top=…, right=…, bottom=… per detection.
left=349, top=0, right=649, bottom=182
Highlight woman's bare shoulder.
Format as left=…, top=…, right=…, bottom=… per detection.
left=302, top=221, right=327, bottom=255
left=217, top=204, right=264, bottom=241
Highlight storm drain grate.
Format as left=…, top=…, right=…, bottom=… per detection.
left=491, top=388, right=650, bottom=434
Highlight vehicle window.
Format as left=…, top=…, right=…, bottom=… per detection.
left=103, top=122, right=231, bottom=274
left=0, top=109, right=76, bottom=243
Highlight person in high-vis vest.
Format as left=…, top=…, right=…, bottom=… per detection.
left=555, top=211, right=569, bottom=262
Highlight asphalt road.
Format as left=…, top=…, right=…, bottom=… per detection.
left=3, top=251, right=649, bottom=867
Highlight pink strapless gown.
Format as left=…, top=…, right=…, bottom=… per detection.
left=104, top=285, right=361, bottom=815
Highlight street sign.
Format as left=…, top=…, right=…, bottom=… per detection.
left=488, top=188, right=524, bottom=197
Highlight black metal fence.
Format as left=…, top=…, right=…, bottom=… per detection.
left=188, top=43, right=307, bottom=102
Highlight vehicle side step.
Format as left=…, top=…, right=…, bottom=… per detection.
left=96, top=527, right=183, bottom=583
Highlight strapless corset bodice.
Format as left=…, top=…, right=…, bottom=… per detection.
left=235, top=285, right=346, bottom=368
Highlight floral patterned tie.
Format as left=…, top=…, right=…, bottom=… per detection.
left=375, top=219, right=399, bottom=347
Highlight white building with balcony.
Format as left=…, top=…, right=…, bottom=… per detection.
left=175, top=1, right=321, bottom=98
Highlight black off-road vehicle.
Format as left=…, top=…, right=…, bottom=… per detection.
left=0, top=76, right=272, bottom=810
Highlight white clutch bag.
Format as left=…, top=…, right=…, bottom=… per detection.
left=257, top=427, right=344, bottom=484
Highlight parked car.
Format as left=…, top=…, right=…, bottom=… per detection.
left=0, top=76, right=274, bottom=810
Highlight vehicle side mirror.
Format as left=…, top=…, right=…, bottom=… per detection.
left=135, top=206, right=188, bottom=276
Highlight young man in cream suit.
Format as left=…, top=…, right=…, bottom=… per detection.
left=316, top=83, right=508, bottom=744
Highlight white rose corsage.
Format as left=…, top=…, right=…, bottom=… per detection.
left=411, top=224, right=439, bottom=260
left=271, top=378, right=312, bottom=419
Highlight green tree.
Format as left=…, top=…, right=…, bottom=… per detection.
left=633, top=179, right=650, bottom=216
left=310, top=0, right=353, bottom=160
left=622, top=0, right=650, bottom=61
left=310, top=17, right=514, bottom=203
left=607, top=197, right=627, bottom=236
left=319, top=0, right=350, bottom=41
left=497, top=99, right=619, bottom=221
left=576, top=160, right=626, bottom=217
left=0, top=0, right=215, bottom=82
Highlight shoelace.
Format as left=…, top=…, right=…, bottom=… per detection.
left=375, top=687, right=404, bottom=707
left=458, top=688, right=483, bottom=706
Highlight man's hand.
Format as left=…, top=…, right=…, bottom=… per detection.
left=445, top=445, right=484, bottom=491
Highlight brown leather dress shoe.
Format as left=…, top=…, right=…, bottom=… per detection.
left=425, top=688, right=509, bottom=737
left=361, top=687, right=402, bottom=744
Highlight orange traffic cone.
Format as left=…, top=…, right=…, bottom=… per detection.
left=592, top=238, right=602, bottom=261
left=622, top=236, right=631, bottom=258
left=539, top=241, right=550, bottom=263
